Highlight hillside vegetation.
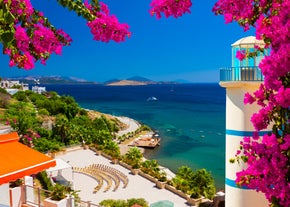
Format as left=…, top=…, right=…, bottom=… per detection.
left=0, top=89, right=217, bottom=200
left=0, top=89, right=122, bottom=153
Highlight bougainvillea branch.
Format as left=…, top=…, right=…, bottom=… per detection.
left=213, top=0, right=290, bottom=206
left=149, top=0, right=192, bottom=19
left=0, top=0, right=130, bottom=70
left=85, top=2, right=131, bottom=43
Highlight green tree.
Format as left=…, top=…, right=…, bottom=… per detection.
left=102, top=140, right=120, bottom=159
left=176, top=166, right=195, bottom=180
left=127, top=198, right=149, bottom=207
left=53, top=114, right=70, bottom=144
left=191, top=169, right=216, bottom=199
left=27, top=91, right=46, bottom=104
left=141, top=160, right=158, bottom=174
left=172, top=176, right=191, bottom=194
left=99, top=199, right=128, bottom=207
left=93, top=116, right=109, bottom=131
left=172, top=166, right=216, bottom=199
left=13, top=91, right=28, bottom=102
left=38, top=108, right=50, bottom=116
left=123, top=147, right=143, bottom=169
left=33, top=138, right=63, bottom=153
left=0, top=87, right=8, bottom=94
left=140, top=159, right=166, bottom=181
left=60, top=95, right=79, bottom=120
left=6, top=102, right=37, bottom=135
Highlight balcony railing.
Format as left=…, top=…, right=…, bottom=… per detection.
left=21, top=185, right=102, bottom=207
left=220, top=67, right=264, bottom=82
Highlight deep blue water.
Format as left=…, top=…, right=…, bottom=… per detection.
left=44, top=83, right=226, bottom=188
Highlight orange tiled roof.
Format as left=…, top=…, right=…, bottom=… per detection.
left=0, top=132, right=56, bottom=184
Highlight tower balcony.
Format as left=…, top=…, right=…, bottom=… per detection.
left=220, top=66, right=264, bottom=82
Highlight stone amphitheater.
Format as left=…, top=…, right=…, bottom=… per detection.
left=73, top=164, right=129, bottom=193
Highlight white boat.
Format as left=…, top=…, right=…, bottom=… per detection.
left=147, top=96, right=158, bottom=101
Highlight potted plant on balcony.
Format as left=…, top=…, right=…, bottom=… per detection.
left=44, top=184, right=74, bottom=207
left=155, top=172, right=167, bottom=189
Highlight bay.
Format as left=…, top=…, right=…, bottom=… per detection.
left=44, top=83, right=226, bottom=189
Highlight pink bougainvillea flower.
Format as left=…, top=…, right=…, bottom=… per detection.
left=224, top=13, right=233, bottom=23
left=214, top=1, right=290, bottom=205
left=86, top=2, right=131, bottom=43
left=236, top=50, right=246, bottom=61
left=149, top=0, right=192, bottom=19
left=3, top=0, right=72, bottom=69
left=15, top=25, right=30, bottom=53
left=244, top=92, right=256, bottom=104
left=275, top=87, right=290, bottom=108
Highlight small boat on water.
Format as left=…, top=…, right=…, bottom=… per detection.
left=147, top=96, right=158, bottom=101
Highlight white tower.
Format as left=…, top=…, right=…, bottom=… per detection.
left=220, top=36, right=270, bottom=206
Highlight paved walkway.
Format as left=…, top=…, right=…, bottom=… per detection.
left=55, top=149, right=192, bottom=207
left=116, top=116, right=140, bottom=137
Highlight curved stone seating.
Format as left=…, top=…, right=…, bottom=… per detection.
left=73, top=166, right=104, bottom=193
left=72, top=163, right=129, bottom=193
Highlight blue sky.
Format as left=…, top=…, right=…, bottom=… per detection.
left=0, top=0, right=254, bottom=83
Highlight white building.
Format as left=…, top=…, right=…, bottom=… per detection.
left=31, top=86, right=46, bottom=94
left=219, top=36, right=270, bottom=207
left=0, top=79, right=29, bottom=95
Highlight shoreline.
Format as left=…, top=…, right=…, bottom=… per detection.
left=115, top=115, right=176, bottom=179
left=90, top=110, right=223, bottom=190
left=55, top=149, right=194, bottom=206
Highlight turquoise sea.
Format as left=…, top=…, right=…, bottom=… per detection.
left=45, top=83, right=226, bottom=189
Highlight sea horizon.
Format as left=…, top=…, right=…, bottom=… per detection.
left=44, top=83, right=226, bottom=189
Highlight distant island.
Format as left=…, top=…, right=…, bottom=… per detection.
left=106, top=80, right=149, bottom=86
left=105, top=76, right=175, bottom=86
left=3, top=75, right=180, bottom=85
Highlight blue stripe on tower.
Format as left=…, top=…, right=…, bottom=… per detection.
left=226, top=129, right=271, bottom=137
left=225, top=178, right=250, bottom=190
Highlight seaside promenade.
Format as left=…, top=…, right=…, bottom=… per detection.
left=52, top=116, right=195, bottom=206
left=56, top=149, right=192, bottom=206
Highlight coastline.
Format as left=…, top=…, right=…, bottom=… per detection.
left=115, top=115, right=176, bottom=179
left=46, top=83, right=225, bottom=190
left=115, top=115, right=157, bottom=155
left=85, top=109, right=223, bottom=189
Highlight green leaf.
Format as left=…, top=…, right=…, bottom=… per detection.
left=1, top=31, right=14, bottom=44
left=0, top=7, right=3, bottom=19
left=4, top=10, right=15, bottom=24
left=92, top=0, right=99, bottom=6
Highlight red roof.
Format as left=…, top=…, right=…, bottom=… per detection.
left=0, top=132, right=56, bottom=184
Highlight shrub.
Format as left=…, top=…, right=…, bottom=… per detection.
left=99, top=198, right=149, bottom=207
left=36, top=171, right=53, bottom=191
left=127, top=198, right=149, bottom=207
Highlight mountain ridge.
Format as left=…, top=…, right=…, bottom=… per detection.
left=4, top=75, right=181, bottom=85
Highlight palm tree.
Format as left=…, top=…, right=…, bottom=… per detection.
left=176, top=166, right=194, bottom=180
left=53, top=114, right=70, bottom=144
left=103, top=140, right=120, bottom=159
left=123, top=147, right=143, bottom=168
left=191, top=169, right=216, bottom=199
left=141, top=160, right=159, bottom=175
